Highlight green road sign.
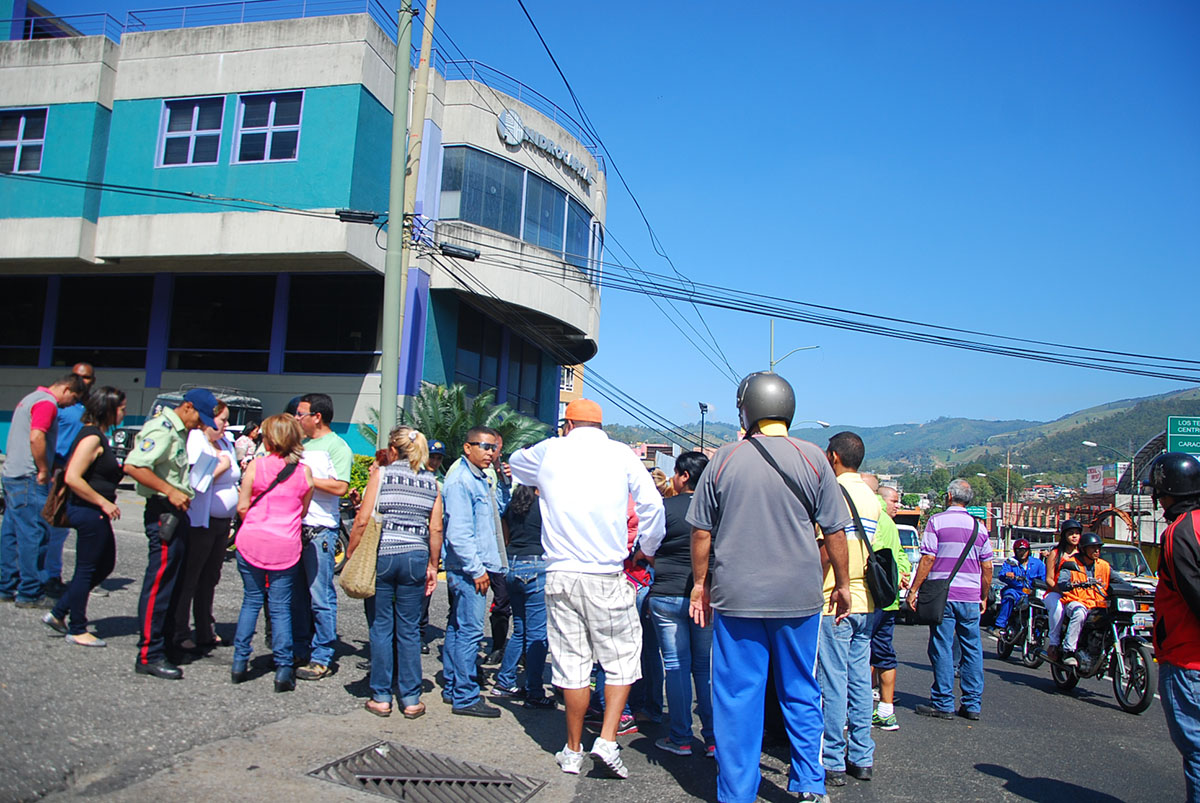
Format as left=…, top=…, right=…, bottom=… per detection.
left=966, top=505, right=988, bottom=518
left=1167, top=434, right=1200, bottom=455
left=1168, top=416, right=1200, bottom=437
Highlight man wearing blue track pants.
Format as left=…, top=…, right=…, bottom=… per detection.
left=687, top=372, right=852, bottom=803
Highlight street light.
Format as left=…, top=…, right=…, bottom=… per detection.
left=769, top=319, right=819, bottom=372
left=1082, top=440, right=1140, bottom=542
left=699, top=402, right=708, bottom=451
left=795, top=419, right=831, bottom=428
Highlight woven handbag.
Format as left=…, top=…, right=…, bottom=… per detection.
left=340, top=479, right=382, bottom=599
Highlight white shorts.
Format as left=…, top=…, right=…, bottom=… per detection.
left=545, top=570, right=642, bottom=689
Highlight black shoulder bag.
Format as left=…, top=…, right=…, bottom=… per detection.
left=912, top=518, right=980, bottom=626
left=746, top=436, right=815, bottom=522
left=841, top=487, right=899, bottom=610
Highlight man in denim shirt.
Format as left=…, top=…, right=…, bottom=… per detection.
left=441, top=425, right=507, bottom=718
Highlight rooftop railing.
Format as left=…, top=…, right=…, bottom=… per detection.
left=1, top=13, right=124, bottom=43
left=124, top=0, right=396, bottom=40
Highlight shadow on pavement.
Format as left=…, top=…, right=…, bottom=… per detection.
left=975, top=762, right=1124, bottom=802
left=91, top=614, right=140, bottom=638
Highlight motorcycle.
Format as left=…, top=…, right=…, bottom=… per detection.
left=1041, top=575, right=1156, bottom=715
left=995, top=585, right=1047, bottom=669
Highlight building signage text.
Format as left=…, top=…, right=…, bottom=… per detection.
left=497, top=108, right=595, bottom=186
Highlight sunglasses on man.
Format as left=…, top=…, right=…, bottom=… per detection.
left=467, top=441, right=499, bottom=452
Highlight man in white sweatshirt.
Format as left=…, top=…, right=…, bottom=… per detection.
left=509, top=399, right=665, bottom=780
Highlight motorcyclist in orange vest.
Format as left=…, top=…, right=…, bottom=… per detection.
left=1057, top=532, right=1112, bottom=667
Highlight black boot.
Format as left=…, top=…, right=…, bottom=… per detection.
left=487, top=611, right=510, bottom=664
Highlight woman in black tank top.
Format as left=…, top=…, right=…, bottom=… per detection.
left=44, top=387, right=126, bottom=647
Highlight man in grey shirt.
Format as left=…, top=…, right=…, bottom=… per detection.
left=688, top=372, right=850, bottom=803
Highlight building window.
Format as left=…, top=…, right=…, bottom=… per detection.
left=507, top=337, right=542, bottom=416
left=454, top=305, right=502, bottom=395
left=234, top=91, right=302, bottom=163
left=0, top=108, right=46, bottom=173
left=54, top=276, right=153, bottom=368
left=440, top=146, right=523, bottom=238
left=565, top=198, right=590, bottom=270
left=559, top=366, right=575, bottom=392
left=167, top=275, right=273, bottom=371
left=524, top=174, right=565, bottom=253
left=439, top=145, right=601, bottom=281
left=158, top=98, right=223, bottom=166
left=284, top=274, right=382, bottom=373
left=0, top=276, right=46, bottom=365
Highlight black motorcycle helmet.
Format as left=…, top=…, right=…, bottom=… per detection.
left=1140, top=452, right=1200, bottom=499
left=737, top=372, right=796, bottom=432
left=1078, top=532, right=1104, bottom=551
left=1060, top=518, right=1083, bottom=536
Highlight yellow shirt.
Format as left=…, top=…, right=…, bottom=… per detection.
left=822, top=472, right=877, bottom=615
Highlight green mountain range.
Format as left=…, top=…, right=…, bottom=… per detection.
left=606, top=386, right=1200, bottom=477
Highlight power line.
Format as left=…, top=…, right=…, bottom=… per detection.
left=413, top=4, right=739, bottom=384
left=426, top=250, right=703, bottom=447
left=0, top=172, right=344, bottom=221
left=511, top=0, right=740, bottom=382
left=458, top=249, right=1200, bottom=382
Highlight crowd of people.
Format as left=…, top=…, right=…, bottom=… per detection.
left=3, top=365, right=1200, bottom=802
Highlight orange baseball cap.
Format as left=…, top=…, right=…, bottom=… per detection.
left=564, top=398, right=603, bottom=424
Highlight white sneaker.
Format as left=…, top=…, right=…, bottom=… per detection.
left=589, top=737, right=629, bottom=779
left=555, top=745, right=585, bottom=775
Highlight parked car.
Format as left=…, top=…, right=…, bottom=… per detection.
left=897, top=524, right=921, bottom=624
left=112, top=386, right=263, bottom=464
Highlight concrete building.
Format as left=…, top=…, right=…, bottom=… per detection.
left=0, top=2, right=603, bottom=452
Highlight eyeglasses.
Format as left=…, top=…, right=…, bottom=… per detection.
left=467, top=442, right=499, bottom=452
left=294, top=412, right=315, bottom=419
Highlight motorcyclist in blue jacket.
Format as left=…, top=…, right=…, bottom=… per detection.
left=993, top=539, right=1047, bottom=630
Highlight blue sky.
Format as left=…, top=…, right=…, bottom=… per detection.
left=46, top=0, right=1200, bottom=429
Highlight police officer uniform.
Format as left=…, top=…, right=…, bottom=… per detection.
left=125, top=406, right=194, bottom=676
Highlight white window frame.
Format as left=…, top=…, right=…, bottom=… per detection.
left=156, top=96, right=224, bottom=168
left=560, top=365, right=575, bottom=392
left=0, top=107, right=47, bottom=174
left=233, top=90, right=304, bottom=164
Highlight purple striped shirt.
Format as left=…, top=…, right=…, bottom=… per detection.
left=920, top=507, right=993, bottom=603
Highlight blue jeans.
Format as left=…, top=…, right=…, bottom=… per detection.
left=370, top=550, right=428, bottom=707
left=629, top=582, right=664, bottom=718
left=443, top=570, right=488, bottom=707
left=234, top=553, right=298, bottom=677
left=928, top=600, right=984, bottom=712
left=495, top=556, right=549, bottom=697
left=818, top=613, right=875, bottom=770
left=993, top=587, right=1025, bottom=629
left=294, top=526, right=339, bottom=666
left=0, top=475, right=51, bottom=601
left=51, top=502, right=116, bottom=635
left=1162, top=662, right=1200, bottom=803
left=649, top=594, right=714, bottom=746
left=713, top=612, right=824, bottom=802
left=45, top=524, right=70, bottom=583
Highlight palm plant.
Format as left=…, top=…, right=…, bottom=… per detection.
left=357, top=382, right=549, bottom=456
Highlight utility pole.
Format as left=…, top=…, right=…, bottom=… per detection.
left=699, top=402, right=708, bottom=451
left=378, top=1, right=415, bottom=447
left=1004, top=447, right=1011, bottom=555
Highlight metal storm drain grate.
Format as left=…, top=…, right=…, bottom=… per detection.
left=309, top=741, right=547, bottom=802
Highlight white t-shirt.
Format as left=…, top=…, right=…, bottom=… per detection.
left=186, top=430, right=241, bottom=526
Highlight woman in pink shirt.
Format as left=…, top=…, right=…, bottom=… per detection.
left=231, top=414, right=313, bottom=692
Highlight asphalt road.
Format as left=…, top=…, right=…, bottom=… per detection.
left=0, top=488, right=1186, bottom=802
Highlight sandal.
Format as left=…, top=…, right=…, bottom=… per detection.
left=402, top=703, right=426, bottom=720
left=365, top=700, right=392, bottom=718
left=197, top=634, right=227, bottom=649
